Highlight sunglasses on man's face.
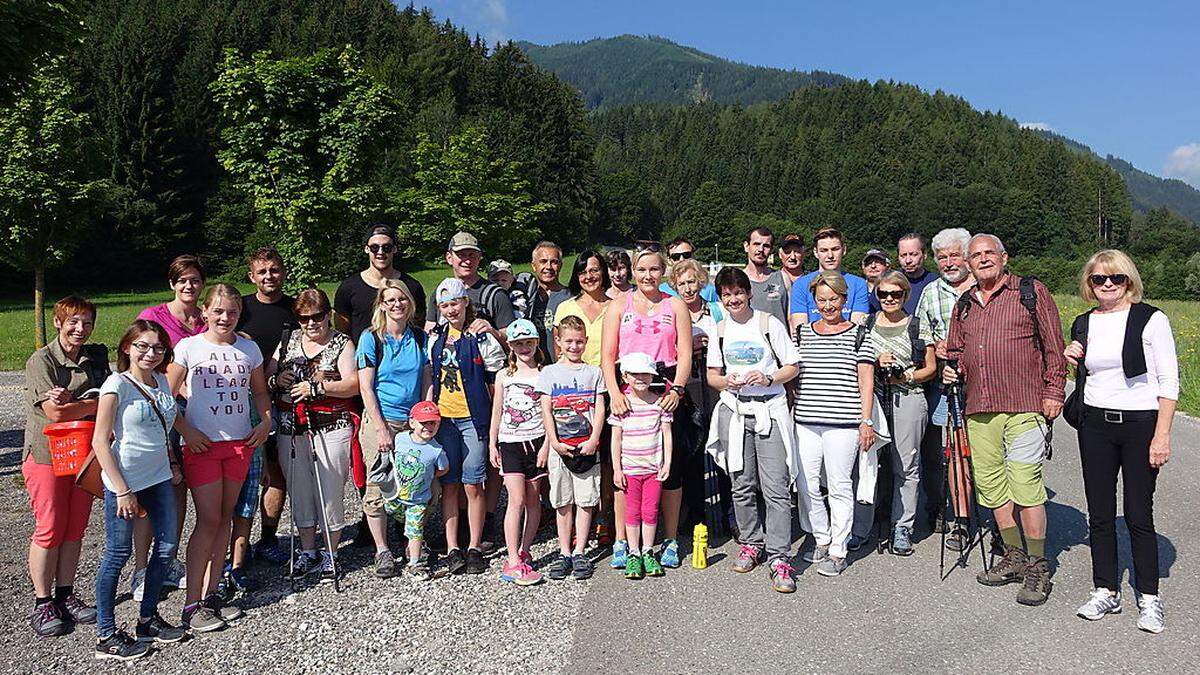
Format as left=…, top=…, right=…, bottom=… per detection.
left=1089, top=273, right=1128, bottom=287
left=367, top=243, right=395, bottom=254
left=669, top=251, right=694, bottom=262
left=298, top=311, right=329, bottom=324
left=876, top=289, right=905, bottom=301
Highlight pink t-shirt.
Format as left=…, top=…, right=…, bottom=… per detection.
left=138, top=303, right=205, bottom=348
left=617, top=292, right=678, bottom=366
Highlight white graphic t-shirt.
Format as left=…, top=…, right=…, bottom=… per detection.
left=706, top=312, right=800, bottom=398
left=174, top=334, right=263, bottom=441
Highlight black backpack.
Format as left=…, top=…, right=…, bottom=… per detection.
left=954, top=275, right=1044, bottom=369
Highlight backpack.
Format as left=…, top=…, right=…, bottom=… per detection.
left=854, top=312, right=926, bottom=367
left=954, top=275, right=1044, bottom=368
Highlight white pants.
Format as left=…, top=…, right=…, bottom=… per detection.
left=797, top=423, right=859, bottom=559
left=278, top=424, right=353, bottom=532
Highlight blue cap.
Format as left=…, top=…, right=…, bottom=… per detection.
left=505, top=319, right=539, bottom=342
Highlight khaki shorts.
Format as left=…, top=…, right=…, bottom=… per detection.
left=547, top=451, right=601, bottom=509
left=359, top=415, right=408, bottom=517
left=966, top=412, right=1049, bottom=509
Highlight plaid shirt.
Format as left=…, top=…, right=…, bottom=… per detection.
left=946, top=273, right=1067, bottom=415
left=915, top=276, right=964, bottom=344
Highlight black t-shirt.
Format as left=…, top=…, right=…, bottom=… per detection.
left=238, top=293, right=299, bottom=362
left=334, top=271, right=427, bottom=345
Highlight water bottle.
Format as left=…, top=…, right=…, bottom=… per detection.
left=691, top=523, right=709, bottom=569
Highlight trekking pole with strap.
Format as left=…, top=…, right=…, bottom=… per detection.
left=945, top=363, right=988, bottom=573
left=296, top=401, right=343, bottom=593
left=875, top=377, right=896, bottom=555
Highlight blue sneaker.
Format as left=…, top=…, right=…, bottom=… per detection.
left=891, top=525, right=913, bottom=557
left=659, top=539, right=681, bottom=568
left=252, top=540, right=290, bottom=566
left=610, top=541, right=628, bottom=569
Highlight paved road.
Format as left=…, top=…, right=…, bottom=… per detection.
left=569, top=413, right=1199, bottom=674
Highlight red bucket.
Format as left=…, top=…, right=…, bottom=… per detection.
left=43, top=421, right=96, bottom=477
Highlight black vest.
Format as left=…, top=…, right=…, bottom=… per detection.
left=1070, top=302, right=1159, bottom=379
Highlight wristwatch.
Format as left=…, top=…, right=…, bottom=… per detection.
left=669, top=384, right=685, bottom=396
left=860, top=418, right=875, bottom=427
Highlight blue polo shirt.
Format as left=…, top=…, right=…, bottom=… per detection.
left=789, top=270, right=871, bottom=323
left=356, top=328, right=427, bottom=422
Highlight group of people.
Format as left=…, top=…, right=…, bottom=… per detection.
left=22, top=221, right=1180, bottom=661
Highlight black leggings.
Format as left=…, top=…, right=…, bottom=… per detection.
left=1078, top=411, right=1160, bottom=595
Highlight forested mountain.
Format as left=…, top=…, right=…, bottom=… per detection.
left=60, top=0, right=595, bottom=284
left=517, top=35, right=847, bottom=110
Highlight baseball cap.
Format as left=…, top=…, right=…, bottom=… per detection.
left=448, top=231, right=481, bottom=252
left=363, top=224, right=396, bottom=245
left=862, top=249, right=890, bottom=266
left=488, top=260, right=513, bottom=276
left=435, top=278, right=468, bottom=304
left=618, top=352, right=658, bottom=376
left=410, top=401, right=441, bottom=423
left=780, top=234, right=805, bottom=250
left=506, top=318, right=539, bottom=342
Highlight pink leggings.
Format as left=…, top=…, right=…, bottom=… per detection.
left=624, top=473, right=662, bottom=527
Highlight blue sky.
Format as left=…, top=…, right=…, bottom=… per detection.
left=418, top=1, right=1200, bottom=187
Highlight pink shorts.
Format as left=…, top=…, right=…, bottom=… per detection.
left=23, top=455, right=94, bottom=549
left=182, top=440, right=253, bottom=487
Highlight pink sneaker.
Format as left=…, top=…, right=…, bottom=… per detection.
left=500, top=561, right=543, bottom=586
left=518, top=550, right=532, bottom=565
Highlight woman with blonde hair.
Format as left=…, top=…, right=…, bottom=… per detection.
left=1064, top=250, right=1178, bottom=633
left=354, top=279, right=431, bottom=578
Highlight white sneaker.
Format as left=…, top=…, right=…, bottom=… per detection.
left=1076, top=588, right=1121, bottom=620
left=1136, top=594, right=1165, bottom=634
left=164, top=558, right=186, bottom=590
left=130, top=567, right=146, bottom=602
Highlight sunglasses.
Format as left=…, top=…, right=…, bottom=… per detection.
left=669, top=251, right=694, bottom=262
left=876, top=289, right=905, bottom=301
left=1089, top=273, right=1128, bottom=287
left=367, top=243, right=395, bottom=254
left=131, top=341, right=167, bottom=355
left=298, top=311, right=329, bottom=324
left=634, top=241, right=662, bottom=253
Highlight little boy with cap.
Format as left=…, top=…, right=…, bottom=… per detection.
left=488, top=259, right=528, bottom=320
left=379, top=401, right=450, bottom=580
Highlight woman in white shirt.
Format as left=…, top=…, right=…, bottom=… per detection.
left=1064, top=250, right=1178, bottom=634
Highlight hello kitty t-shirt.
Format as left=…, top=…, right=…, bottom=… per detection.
left=174, top=334, right=263, bottom=441
left=497, top=370, right=545, bottom=443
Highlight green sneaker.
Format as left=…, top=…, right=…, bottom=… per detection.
left=643, top=552, right=665, bottom=577
left=625, top=554, right=645, bottom=580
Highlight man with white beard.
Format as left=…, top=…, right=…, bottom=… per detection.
left=914, top=228, right=975, bottom=545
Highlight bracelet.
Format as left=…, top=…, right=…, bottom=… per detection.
left=267, top=375, right=278, bottom=391
left=115, top=490, right=131, bottom=498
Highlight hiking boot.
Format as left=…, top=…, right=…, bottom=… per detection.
left=445, top=548, right=467, bottom=575
left=319, top=551, right=338, bottom=584
left=136, top=613, right=187, bottom=643
left=624, top=554, right=645, bottom=580
left=94, top=630, right=151, bottom=662
left=165, top=557, right=187, bottom=589
left=659, top=539, right=681, bottom=568
left=500, top=561, right=543, bottom=586
left=801, top=544, right=830, bottom=565
left=58, top=593, right=97, bottom=624
left=375, top=550, right=397, bottom=578
left=204, top=593, right=244, bottom=622
left=406, top=563, right=434, bottom=581
left=643, top=552, right=665, bottom=577
left=977, top=545, right=1027, bottom=587
left=289, top=551, right=320, bottom=579
left=1015, top=556, right=1052, bottom=606
left=182, top=603, right=225, bottom=633
left=944, top=527, right=968, bottom=552
left=1136, top=594, right=1165, bottom=634
left=890, top=525, right=913, bottom=557
left=30, top=601, right=69, bottom=637
left=1076, top=588, right=1122, bottom=621
left=548, top=554, right=573, bottom=581
left=465, top=548, right=488, bottom=575
left=732, top=544, right=763, bottom=573
left=846, top=534, right=869, bottom=552
left=769, top=559, right=797, bottom=593
left=816, top=555, right=847, bottom=577
left=610, top=541, right=629, bottom=569
left=572, top=554, right=595, bottom=580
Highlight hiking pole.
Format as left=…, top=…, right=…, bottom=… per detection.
left=945, top=369, right=988, bottom=573
left=875, top=377, right=896, bottom=555
left=287, top=420, right=300, bottom=593
left=296, top=402, right=342, bottom=593
left=939, top=420, right=952, bottom=579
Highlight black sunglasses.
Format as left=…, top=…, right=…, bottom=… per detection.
left=669, top=251, right=694, bottom=262
left=876, top=289, right=905, bottom=301
left=298, top=311, right=329, bottom=324
left=1089, top=273, right=1128, bottom=287
left=367, top=243, right=395, bottom=254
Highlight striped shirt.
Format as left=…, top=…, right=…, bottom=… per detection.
left=793, top=322, right=873, bottom=427
left=946, top=273, right=1067, bottom=416
left=608, top=397, right=673, bottom=476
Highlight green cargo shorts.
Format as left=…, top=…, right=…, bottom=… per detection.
left=965, top=412, right=1049, bottom=508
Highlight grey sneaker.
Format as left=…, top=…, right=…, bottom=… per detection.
left=204, top=594, right=245, bottom=622
left=548, top=554, right=573, bottom=581
left=769, top=559, right=796, bottom=593
left=891, top=525, right=913, bottom=556
left=375, top=550, right=397, bottom=578
left=1076, top=588, right=1122, bottom=620
left=802, top=544, right=830, bottom=564
left=182, top=604, right=225, bottom=633
left=319, top=551, right=339, bottom=584
left=1136, top=594, right=1165, bottom=634
left=816, top=555, right=847, bottom=577
left=732, top=544, right=763, bottom=573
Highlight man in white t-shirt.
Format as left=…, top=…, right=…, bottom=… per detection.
left=704, top=267, right=801, bottom=594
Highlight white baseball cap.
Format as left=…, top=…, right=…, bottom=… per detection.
left=435, top=278, right=468, bottom=304
left=618, top=352, right=658, bottom=376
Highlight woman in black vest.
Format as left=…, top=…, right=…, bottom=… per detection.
left=1064, top=250, right=1178, bottom=634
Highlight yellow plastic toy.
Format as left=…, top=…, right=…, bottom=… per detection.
left=691, top=523, right=709, bottom=569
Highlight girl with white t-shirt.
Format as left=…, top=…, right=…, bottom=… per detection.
left=168, top=284, right=270, bottom=633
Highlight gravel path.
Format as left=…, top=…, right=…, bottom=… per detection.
left=0, top=372, right=586, bottom=674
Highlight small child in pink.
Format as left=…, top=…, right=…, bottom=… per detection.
left=608, top=352, right=672, bottom=580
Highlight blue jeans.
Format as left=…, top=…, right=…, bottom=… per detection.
left=437, top=417, right=487, bottom=485
left=95, top=480, right=178, bottom=638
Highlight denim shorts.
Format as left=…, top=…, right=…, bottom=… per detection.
left=437, top=417, right=487, bottom=485
left=233, top=449, right=263, bottom=519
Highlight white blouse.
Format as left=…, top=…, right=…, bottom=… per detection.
left=1082, top=308, right=1179, bottom=410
